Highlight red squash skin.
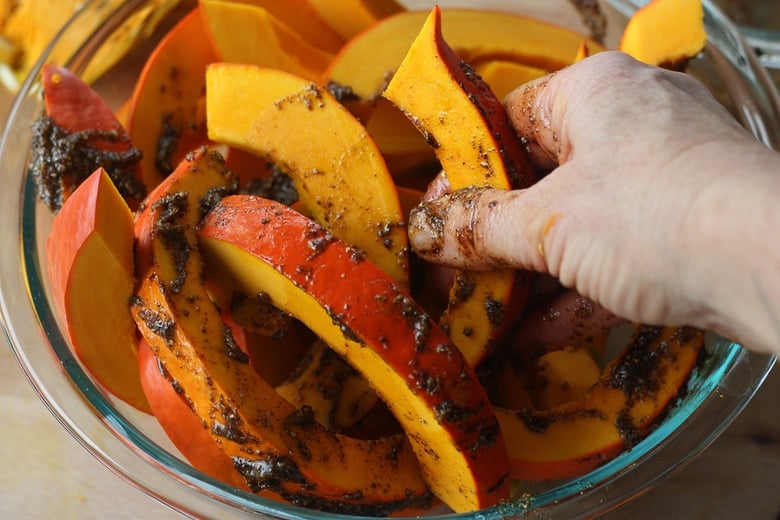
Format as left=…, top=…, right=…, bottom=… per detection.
left=124, top=6, right=218, bottom=190
left=137, top=337, right=255, bottom=492
left=198, top=194, right=511, bottom=511
left=46, top=167, right=149, bottom=412
left=40, top=64, right=145, bottom=208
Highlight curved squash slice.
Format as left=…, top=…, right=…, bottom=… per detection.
left=324, top=8, right=601, bottom=105
left=383, top=6, right=535, bottom=366
left=200, top=0, right=334, bottom=82
left=496, top=326, right=705, bottom=481
left=619, top=0, right=706, bottom=69
left=131, top=168, right=432, bottom=514
left=197, top=195, right=510, bottom=513
left=125, top=6, right=218, bottom=191
left=205, top=63, right=409, bottom=286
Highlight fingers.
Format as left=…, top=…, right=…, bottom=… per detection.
left=407, top=185, right=557, bottom=272
left=503, top=73, right=564, bottom=170
left=504, top=51, right=749, bottom=171
left=503, top=51, right=641, bottom=169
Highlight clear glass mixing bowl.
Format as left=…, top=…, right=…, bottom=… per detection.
left=0, top=0, right=777, bottom=518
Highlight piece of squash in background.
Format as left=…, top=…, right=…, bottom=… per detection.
left=307, top=0, right=405, bottom=40
left=496, top=326, right=705, bottom=481
left=383, top=6, right=536, bottom=367
left=198, top=195, right=510, bottom=512
left=324, top=8, right=601, bottom=109
left=275, top=340, right=378, bottom=431
left=474, top=60, right=547, bottom=100
left=125, top=6, right=217, bottom=191
left=222, top=0, right=344, bottom=52
left=531, top=347, right=602, bottom=410
left=46, top=168, right=149, bottom=413
left=33, top=64, right=144, bottom=212
left=2, top=0, right=181, bottom=88
left=619, top=0, right=707, bottom=69
left=200, top=0, right=333, bottom=81
left=133, top=185, right=432, bottom=515
left=206, top=63, right=409, bottom=286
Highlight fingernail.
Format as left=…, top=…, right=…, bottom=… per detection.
left=408, top=199, right=446, bottom=257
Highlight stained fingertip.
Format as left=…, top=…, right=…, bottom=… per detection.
left=408, top=199, right=445, bottom=258
left=504, top=74, right=561, bottom=169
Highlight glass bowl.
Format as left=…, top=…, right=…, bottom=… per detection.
left=0, top=0, right=777, bottom=518
left=712, top=0, right=780, bottom=70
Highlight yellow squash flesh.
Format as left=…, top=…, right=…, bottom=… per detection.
left=200, top=0, right=334, bottom=81
left=131, top=155, right=431, bottom=515
left=205, top=63, right=409, bottom=285
left=383, top=6, right=535, bottom=366
left=198, top=194, right=511, bottom=512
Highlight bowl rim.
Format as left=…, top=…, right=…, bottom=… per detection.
left=0, top=0, right=777, bottom=518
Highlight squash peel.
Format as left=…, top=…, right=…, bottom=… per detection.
left=198, top=194, right=511, bottom=513
left=383, top=6, right=535, bottom=367
left=131, top=154, right=432, bottom=515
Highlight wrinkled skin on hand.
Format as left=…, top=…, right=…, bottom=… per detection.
left=409, top=51, right=780, bottom=355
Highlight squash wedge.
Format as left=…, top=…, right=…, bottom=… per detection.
left=619, top=0, right=707, bottom=69
left=131, top=164, right=432, bottom=514
left=307, top=0, right=405, bottom=40
left=200, top=0, right=334, bottom=81
left=198, top=195, right=510, bottom=513
left=205, top=63, right=409, bottom=286
left=383, top=6, right=535, bottom=366
left=496, top=326, right=705, bottom=481
left=219, top=0, right=344, bottom=52
left=125, top=6, right=217, bottom=191
left=46, top=168, right=149, bottom=412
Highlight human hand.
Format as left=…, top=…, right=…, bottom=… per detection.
left=408, top=51, right=780, bottom=355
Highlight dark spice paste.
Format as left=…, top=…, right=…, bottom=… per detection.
left=154, top=113, right=180, bottom=178
left=29, top=114, right=144, bottom=212
left=243, top=162, right=299, bottom=205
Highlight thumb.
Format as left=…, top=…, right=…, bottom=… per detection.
left=407, top=184, right=564, bottom=273
left=407, top=54, right=591, bottom=273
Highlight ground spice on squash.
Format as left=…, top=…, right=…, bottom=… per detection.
left=29, top=114, right=144, bottom=212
